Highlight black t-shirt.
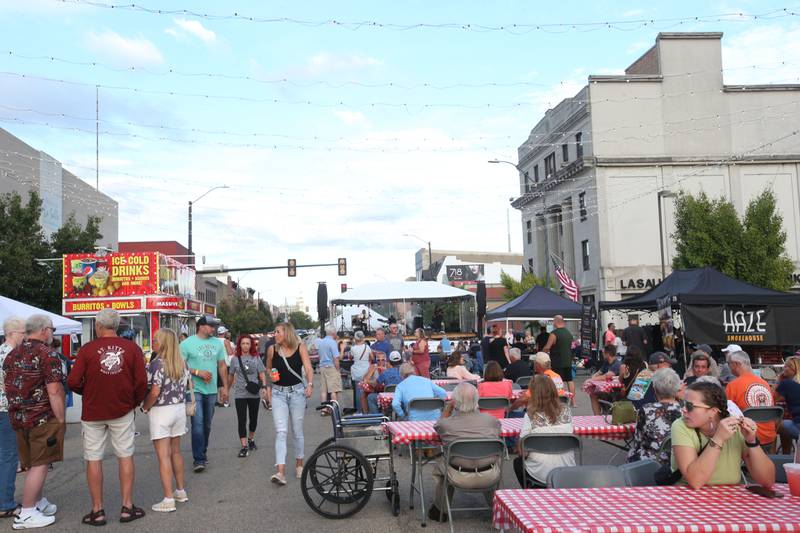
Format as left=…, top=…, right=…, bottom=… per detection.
left=622, top=325, right=648, bottom=353
left=504, top=360, right=532, bottom=382
left=480, top=335, right=491, bottom=359
left=487, top=337, right=509, bottom=369
left=535, top=332, right=550, bottom=352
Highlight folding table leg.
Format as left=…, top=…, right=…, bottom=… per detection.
left=418, top=450, right=427, bottom=527
left=409, top=444, right=416, bottom=509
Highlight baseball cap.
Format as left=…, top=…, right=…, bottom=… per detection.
left=649, top=351, right=677, bottom=365
left=722, top=344, right=742, bottom=353
left=388, top=351, right=402, bottom=362
left=217, top=325, right=229, bottom=335
left=197, top=315, right=221, bottom=328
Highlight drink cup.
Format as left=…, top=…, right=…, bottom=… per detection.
left=90, top=269, right=109, bottom=289
left=270, top=368, right=280, bottom=382
left=784, top=463, right=800, bottom=497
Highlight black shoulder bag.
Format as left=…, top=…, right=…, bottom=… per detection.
left=237, top=355, right=262, bottom=395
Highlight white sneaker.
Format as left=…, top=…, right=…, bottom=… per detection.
left=151, top=498, right=176, bottom=513
left=13, top=509, right=55, bottom=529
left=270, top=472, right=287, bottom=485
left=173, top=489, right=188, bottom=503
left=35, top=498, right=56, bottom=517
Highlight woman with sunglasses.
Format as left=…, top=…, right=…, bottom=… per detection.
left=672, top=381, right=774, bottom=489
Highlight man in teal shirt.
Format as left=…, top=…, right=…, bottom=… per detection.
left=181, top=315, right=228, bottom=471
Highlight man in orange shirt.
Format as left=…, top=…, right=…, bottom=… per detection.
left=510, top=352, right=565, bottom=411
left=725, top=350, right=776, bottom=447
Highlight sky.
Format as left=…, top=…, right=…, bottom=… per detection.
left=1, top=0, right=799, bottom=312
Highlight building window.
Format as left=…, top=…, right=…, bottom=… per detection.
left=575, top=132, right=583, bottom=158
left=526, top=220, right=532, bottom=244
left=562, top=143, right=569, bottom=163
left=581, top=240, right=590, bottom=271
left=533, top=164, right=539, bottom=183
left=544, top=153, right=556, bottom=177
left=579, top=191, right=587, bottom=221
left=523, top=171, right=530, bottom=193
left=528, top=258, right=534, bottom=272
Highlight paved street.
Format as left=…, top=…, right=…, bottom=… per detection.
left=27, top=375, right=628, bottom=532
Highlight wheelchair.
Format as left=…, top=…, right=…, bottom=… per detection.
left=300, top=400, right=400, bottom=519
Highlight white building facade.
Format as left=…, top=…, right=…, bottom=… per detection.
left=512, top=32, right=800, bottom=312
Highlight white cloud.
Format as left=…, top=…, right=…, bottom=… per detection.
left=85, top=30, right=164, bottom=67
left=722, top=26, right=800, bottom=84
left=166, top=18, right=217, bottom=44
left=301, top=52, right=383, bottom=77
left=622, top=9, right=645, bottom=18
left=333, top=110, right=368, bottom=126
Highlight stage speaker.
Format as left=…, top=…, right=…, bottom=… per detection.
left=413, top=316, right=423, bottom=331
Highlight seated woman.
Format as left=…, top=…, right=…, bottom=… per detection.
left=776, top=356, right=800, bottom=449
left=672, top=381, right=775, bottom=489
left=477, top=361, right=514, bottom=419
left=513, top=375, right=574, bottom=488
left=445, top=351, right=481, bottom=381
left=627, top=368, right=683, bottom=465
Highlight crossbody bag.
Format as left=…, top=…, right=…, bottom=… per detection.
left=236, top=355, right=262, bottom=395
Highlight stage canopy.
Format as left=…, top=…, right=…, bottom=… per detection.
left=331, top=282, right=474, bottom=304
left=0, top=294, right=81, bottom=335
left=486, top=285, right=583, bottom=321
left=599, top=267, right=800, bottom=311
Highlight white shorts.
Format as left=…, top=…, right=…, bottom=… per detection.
left=148, top=404, right=187, bottom=441
left=81, top=410, right=136, bottom=461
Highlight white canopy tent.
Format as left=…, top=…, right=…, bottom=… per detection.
left=0, top=294, right=81, bottom=336
left=328, top=305, right=389, bottom=332
left=331, top=282, right=474, bottom=303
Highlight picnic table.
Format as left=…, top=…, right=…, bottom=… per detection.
left=582, top=377, right=623, bottom=395
left=376, top=390, right=525, bottom=410
left=492, top=484, right=800, bottom=533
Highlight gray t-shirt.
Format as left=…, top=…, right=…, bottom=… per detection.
left=228, top=355, right=266, bottom=399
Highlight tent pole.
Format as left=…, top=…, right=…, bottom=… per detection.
left=679, top=304, right=688, bottom=370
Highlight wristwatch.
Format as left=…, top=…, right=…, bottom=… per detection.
left=746, top=438, right=761, bottom=448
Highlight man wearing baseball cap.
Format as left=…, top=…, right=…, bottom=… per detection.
left=180, top=316, right=228, bottom=472
left=718, top=344, right=742, bottom=385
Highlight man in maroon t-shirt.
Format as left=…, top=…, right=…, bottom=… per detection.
left=67, top=308, right=147, bottom=524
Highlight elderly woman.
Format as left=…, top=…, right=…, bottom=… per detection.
left=348, top=331, right=372, bottom=413
left=445, top=352, right=480, bottom=381
left=0, top=317, right=25, bottom=517
left=513, top=375, right=574, bottom=488
left=672, top=381, right=775, bottom=489
left=627, top=368, right=683, bottom=465
left=428, top=383, right=501, bottom=523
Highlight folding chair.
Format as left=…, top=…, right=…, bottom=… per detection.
left=406, top=397, right=446, bottom=524
left=744, top=407, right=783, bottom=452
left=546, top=465, right=627, bottom=488
left=515, top=376, right=532, bottom=389
left=619, top=459, right=660, bottom=486
left=441, top=382, right=460, bottom=392
left=442, top=438, right=505, bottom=533
left=519, top=434, right=582, bottom=488
left=478, top=397, right=511, bottom=416
left=769, top=454, right=793, bottom=483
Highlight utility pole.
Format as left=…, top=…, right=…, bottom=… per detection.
left=95, top=86, right=99, bottom=190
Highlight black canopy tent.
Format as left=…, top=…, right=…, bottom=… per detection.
left=599, top=267, right=800, bottom=348
left=486, top=285, right=583, bottom=322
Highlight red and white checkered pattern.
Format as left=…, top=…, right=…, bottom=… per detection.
left=492, top=484, right=800, bottom=533
left=432, top=379, right=482, bottom=387
left=384, top=415, right=633, bottom=445
left=582, top=377, right=623, bottom=395
left=376, top=390, right=525, bottom=410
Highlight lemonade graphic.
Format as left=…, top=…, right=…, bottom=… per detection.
left=90, top=269, right=109, bottom=290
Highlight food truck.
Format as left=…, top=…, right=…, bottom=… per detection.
left=62, top=251, right=214, bottom=351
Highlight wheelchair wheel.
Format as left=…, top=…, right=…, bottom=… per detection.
left=301, top=445, right=374, bottom=519
left=315, top=437, right=335, bottom=452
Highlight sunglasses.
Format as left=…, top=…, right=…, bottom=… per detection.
left=683, top=401, right=713, bottom=412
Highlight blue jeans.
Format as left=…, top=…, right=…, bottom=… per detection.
left=272, top=384, right=306, bottom=466
left=474, top=351, right=484, bottom=376
left=783, top=419, right=800, bottom=440
left=0, top=412, right=17, bottom=511
left=352, top=380, right=362, bottom=412
left=190, top=393, right=217, bottom=465
left=367, top=393, right=380, bottom=414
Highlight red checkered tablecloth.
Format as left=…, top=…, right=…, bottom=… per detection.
left=492, top=484, right=800, bottom=533
left=582, top=378, right=623, bottom=395
left=376, top=390, right=524, bottom=410
left=432, top=378, right=482, bottom=386
left=384, top=415, right=633, bottom=445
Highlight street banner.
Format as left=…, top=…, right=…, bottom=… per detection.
left=580, top=304, right=596, bottom=358
left=681, top=304, right=800, bottom=345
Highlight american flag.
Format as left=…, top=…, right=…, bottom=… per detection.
left=552, top=258, right=580, bottom=302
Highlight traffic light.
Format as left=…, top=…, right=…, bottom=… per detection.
left=337, top=257, right=347, bottom=276
left=287, top=258, right=296, bottom=277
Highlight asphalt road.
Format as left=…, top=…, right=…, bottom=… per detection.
left=23, top=374, right=628, bottom=532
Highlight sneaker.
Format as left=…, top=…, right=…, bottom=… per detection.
left=237, top=447, right=249, bottom=458
left=173, top=489, right=188, bottom=503
left=247, top=439, right=257, bottom=451
left=270, top=472, right=287, bottom=486
left=193, top=463, right=205, bottom=473
left=34, top=498, right=56, bottom=517
left=151, top=498, right=176, bottom=513
left=12, top=509, right=55, bottom=530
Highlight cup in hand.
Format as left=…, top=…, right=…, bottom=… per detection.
left=783, top=463, right=800, bottom=497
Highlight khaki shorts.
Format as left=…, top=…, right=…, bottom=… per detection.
left=82, top=410, right=136, bottom=461
left=319, top=366, right=343, bottom=396
left=17, top=417, right=65, bottom=469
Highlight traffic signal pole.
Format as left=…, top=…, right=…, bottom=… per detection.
left=197, top=261, right=345, bottom=275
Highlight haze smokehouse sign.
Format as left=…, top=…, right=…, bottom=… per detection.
left=619, top=278, right=661, bottom=290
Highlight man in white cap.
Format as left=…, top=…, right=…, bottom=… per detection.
left=718, top=344, right=742, bottom=385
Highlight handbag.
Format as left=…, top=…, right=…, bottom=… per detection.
left=237, top=355, right=262, bottom=395
left=610, top=400, right=637, bottom=425
left=185, top=372, right=197, bottom=417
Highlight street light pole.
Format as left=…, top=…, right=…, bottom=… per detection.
left=658, top=190, right=676, bottom=280
left=188, top=185, right=230, bottom=266
left=403, top=233, right=433, bottom=281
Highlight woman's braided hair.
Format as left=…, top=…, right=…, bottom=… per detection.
left=686, top=381, right=730, bottom=418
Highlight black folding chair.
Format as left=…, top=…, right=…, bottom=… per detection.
left=619, top=459, right=660, bottom=486
left=547, top=465, right=627, bottom=488
left=515, top=376, right=532, bottom=389
left=519, top=434, right=582, bottom=488
left=478, top=397, right=511, bottom=416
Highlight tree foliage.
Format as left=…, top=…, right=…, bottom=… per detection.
left=217, top=295, right=275, bottom=337
left=0, top=191, right=104, bottom=313
left=500, top=270, right=552, bottom=300
left=671, top=189, right=793, bottom=291
left=288, top=310, right=317, bottom=330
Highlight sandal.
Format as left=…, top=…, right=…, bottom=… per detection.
left=119, top=505, right=145, bottom=523
left=0, top=505, right=20, bottom=519
left=81, top=509, right=107, bottom=526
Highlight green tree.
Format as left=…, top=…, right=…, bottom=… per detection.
left=217, top=295, right=274, bottom=337
left=739, top=190, right=794, bottom=291
left=288, top=310, right=317, bottom=330
left=671, top=189, right=793, bottom=291
left=500, top=270, right=551, bottom=300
